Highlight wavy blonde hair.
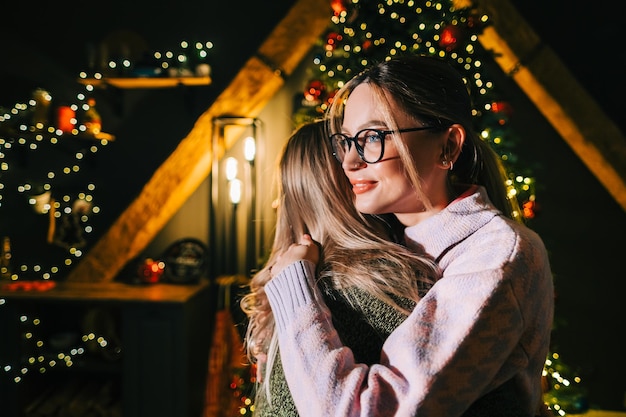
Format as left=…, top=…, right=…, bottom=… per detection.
left=240, top=119, right=440, bottom=403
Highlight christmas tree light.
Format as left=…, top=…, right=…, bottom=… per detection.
left=0, top=85, right=111, bottom=281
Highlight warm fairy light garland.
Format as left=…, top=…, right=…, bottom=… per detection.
left=0, top=308, right=120, bottom=384
left=78, top=39, right=214, bottom=79
left=0, top=85, right=109, bottom=280
left=1, top=39, right=214, bottom=281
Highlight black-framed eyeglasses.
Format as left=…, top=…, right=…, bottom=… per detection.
left=330, top=127, right=439, bottom=164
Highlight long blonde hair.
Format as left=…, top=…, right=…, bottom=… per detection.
left=241, top=119, right=440, bottom=401
left=327, top=54, right=522, bottom=221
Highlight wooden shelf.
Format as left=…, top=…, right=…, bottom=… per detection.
left=0, top=128, right=115, bottom=142
left=0, top=280, right=210, bottom=304
left=77, top=76, right=212, bottom=89
left=0, top=280, right=214, bottom=417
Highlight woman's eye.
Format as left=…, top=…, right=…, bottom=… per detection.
left=364, top=133, right=382, bottom=144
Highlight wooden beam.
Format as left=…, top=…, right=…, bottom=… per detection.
left=470, top=0, right=626, bottom=211
left=66, top=0, right=331, bottom=282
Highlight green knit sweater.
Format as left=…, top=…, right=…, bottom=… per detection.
left=253, top=285, right=414, bottom=417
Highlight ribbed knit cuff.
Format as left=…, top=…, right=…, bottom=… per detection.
left=265, top=260, right=316, bottom=332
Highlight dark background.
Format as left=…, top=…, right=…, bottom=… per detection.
left=1, top=0, right=625, bottom=410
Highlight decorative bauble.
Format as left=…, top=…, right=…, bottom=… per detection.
left=304, top=79, right=326, bottom=102
left=439, top=24, right=466, bottom=51
left=326, top=32, right=343, bottom=51
left=522, top=200, right=536, bottom=219
left=491, top=101, right=513, bottom=117
left=137, top=257, right=165, bottom=284
left=362, top=39, right=373, bottom=52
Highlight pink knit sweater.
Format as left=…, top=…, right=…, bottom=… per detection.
left=265, top=186, right=554, bottom=416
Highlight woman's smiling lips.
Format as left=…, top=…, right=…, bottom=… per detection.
left=350, top=179, right=377, bottom=194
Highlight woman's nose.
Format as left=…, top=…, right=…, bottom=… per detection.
left=341, top=146, right=366, bottom=171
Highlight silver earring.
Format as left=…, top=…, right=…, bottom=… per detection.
left=442, top=160, right=454, bottom=170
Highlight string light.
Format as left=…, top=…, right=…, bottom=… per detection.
left=0, top=73, right=110, bottom=280
left=0, top=38, right=207, bottom=281
left=0, top=310, right=119, bottom=384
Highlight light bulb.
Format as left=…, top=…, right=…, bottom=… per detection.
left=225, top=157, right=238, bottom=181
left=244, top=136, right=256, bottom=162
left=229, top=179, right=242, bottom=205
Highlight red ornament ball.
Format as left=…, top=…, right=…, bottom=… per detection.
left=138, top=258, right=165, bottom=283
left=439, top=24, right=465, bottom=51
left=304, top=80, right=326, bottom=102
left=522, top=200, right=538, bottom=219
left=326, top=32, right=343, bottom=51
left=491, top=101, right=513, bottom=117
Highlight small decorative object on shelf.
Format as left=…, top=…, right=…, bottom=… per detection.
left=196, top=63, right=211, bottom=77
left=162, top=238, right=209, bottom=284
left=137, top=257, right=165, bottom=284
left=56, top=105, right=76, bottom=134
left=31, top=88, right=51, bottom=128
left=83, top=97, right=102, bottom=136
left=1, top=236, right=13, bottom=280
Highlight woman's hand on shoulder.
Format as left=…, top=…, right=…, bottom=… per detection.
left=270, top=234, right=319, bottom=278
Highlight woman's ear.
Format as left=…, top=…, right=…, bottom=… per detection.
left=440, top=124, right=465, bottom=169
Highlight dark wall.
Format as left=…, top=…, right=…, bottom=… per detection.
left=508, top=0, right=625, bottom=135
left=488, top=59, right=626, bottom=410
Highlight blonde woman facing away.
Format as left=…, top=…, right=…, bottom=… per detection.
left=241, top=119, right=441, bottom=416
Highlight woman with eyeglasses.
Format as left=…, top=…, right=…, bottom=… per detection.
left=266, top=55, right=554, bottom=416
left=241, top=119, right=441, bottom=416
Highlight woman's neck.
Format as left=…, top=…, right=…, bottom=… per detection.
left=395, top=184, right=468, bottom=227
